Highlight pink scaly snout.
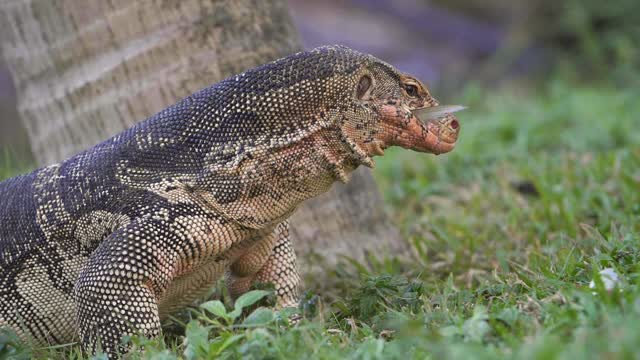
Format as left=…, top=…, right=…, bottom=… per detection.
left=378, top=104, right=461, bottom=155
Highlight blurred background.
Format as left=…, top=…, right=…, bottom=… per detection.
left=1, top=0, right=638, bottom=163
left=1, top=2, right=639, bottom=357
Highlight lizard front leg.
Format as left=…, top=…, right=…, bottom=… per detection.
left=74, top=216, right=179, bottom=357
left=229, top=220, right=301, bottom=309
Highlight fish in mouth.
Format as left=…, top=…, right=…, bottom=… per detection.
left=373, top=103, right=464, bottom=156
left=411, top=105, right=464, bottom=155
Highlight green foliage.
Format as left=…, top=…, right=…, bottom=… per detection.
left=0, top=149, right=30, bottom=181
left=332, top=275, right=425, bottom=321
left=540, top=0, right=640, bottom=85
left=1, top=80, right=639, bottom=359
left=0, top=329, right=31, bottom=360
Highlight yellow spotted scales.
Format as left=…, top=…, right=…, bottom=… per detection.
left=0, top=46, right=460, bottom=357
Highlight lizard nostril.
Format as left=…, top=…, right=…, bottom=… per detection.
left=450, top=119, right=459, bottom=130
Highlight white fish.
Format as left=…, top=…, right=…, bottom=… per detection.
left=413, top=105, right=466, bottom=121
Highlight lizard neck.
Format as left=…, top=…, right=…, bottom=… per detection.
left=191, top=127, right=364, bottom=230
left=316, top=127, right=367, bottom=184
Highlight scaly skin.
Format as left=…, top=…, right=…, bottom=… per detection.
left=0, top=45, right=460, bottom=357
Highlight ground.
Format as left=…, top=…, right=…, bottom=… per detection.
left=1, top=80, right=639, bottom=359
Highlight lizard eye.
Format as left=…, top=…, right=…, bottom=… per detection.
left=356, top=75, right=372, bottom=99
left=404, top=84, right=419, bottom=98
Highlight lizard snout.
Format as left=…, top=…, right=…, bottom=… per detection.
left=422, top=114, right=460, bottom=154
left=413, top=105, right=464, bottom=154
left=376, top=104, right=462, bottom=155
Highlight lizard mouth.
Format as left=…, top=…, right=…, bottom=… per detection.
left=377, top=104, right=463, bottom=155
left=413, top=105, right=464, bottom=154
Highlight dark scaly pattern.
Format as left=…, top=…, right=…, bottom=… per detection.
left=0, top=45, right=459, bottom=357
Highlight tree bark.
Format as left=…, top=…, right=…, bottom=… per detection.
left=0, top=0, right=405, bottom=275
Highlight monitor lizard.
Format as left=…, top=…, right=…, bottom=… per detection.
left=0, top=45, right=460, bottom=357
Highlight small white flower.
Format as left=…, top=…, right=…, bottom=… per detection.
left=589, top=268, right=621, bottom=291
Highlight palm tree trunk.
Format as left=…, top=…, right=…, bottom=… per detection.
left=0, top=0, right=405, bottom=274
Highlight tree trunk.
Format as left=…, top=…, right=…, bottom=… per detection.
left=0, top=0, right=405, bottom=275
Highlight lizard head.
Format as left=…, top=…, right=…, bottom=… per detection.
left=339, top=57, right=461, bottom=159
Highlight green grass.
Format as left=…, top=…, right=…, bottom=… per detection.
left=1, top=80, right=639, bottom=359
